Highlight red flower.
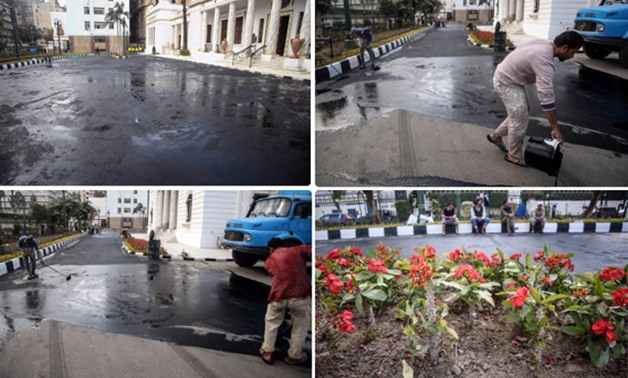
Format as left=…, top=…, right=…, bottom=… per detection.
left=573, top=289, right=589, bottom=298
left=474, top=251, right=490, bottom=265
left=349, top=247, right=363, bottom=256
left=336, top=310, right=356, bottom=333
left=509, top=253, right=522, bottom=260
left=600, top=267, right=626, bottom=281
left=449, top=249, right=463, bottom=262
left=611, top=288, right=628, bottom=307
left=327, top=248, right=343, bottom=260
left=345, top=277, right=354, bottom=293
left=539, top=277, right=552, bottom=286
left=520, top=275, right=530, bottom=281
left=454, top=265, right=481, bottom=281
left=337, top=258, right=352, bottom=268
left=591, top=318, right=614, bottom=335
left=423, top=246, right=436, bottom=259
left=325, top=274, right=344, bottom=294
left=606, top=330, right=617, bottom=344
left=368, top=259, right=387, bottom=274
left=315, top=261, right=327, bottom=272
left=507, top=281, right=517, bottom=290
left=534, top=250, right=545, bottom=262
left=489, top=253, right=501, bottom=268
left=508, top=287, right=530, bottom=307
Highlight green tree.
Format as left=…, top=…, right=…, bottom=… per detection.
left=331, top=190, right=346, bottom=212
left=363, top=190, right=381, bottom=224
left=105, top=2, right=129, bottom=54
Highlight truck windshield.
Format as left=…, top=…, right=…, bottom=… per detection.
left=249, top=198, right=292, bottom=217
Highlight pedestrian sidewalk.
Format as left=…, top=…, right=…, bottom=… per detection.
left=146, top=52, right=311, bottom=82
left=0, top=319, right=309, bottom=378
left=128, top=232, right=233, bottom=262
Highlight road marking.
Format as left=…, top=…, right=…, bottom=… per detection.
left=170, top=344, right=218, bottom=378
left=49, top=320, right=68, bottom=378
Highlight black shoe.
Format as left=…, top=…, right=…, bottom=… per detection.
left=372, top=66, right=380, bottom=71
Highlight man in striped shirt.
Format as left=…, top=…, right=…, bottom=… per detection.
left=260, top=238, right=311, bottom=366
left=487, top=31, right=584, bottom=166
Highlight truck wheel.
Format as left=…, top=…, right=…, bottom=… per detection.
left=232, top=250, right=258, bottom=267
left=584, top=42, right=612, bottom=59
left=619, top=41, right=628, bottom=68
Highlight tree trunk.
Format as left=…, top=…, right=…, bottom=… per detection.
left=582, top=191, right=602, bottom=219
left=363, top=191, right=381, bottom=224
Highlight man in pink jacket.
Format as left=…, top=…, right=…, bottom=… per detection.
left=487, top=31, right=584, bottom=166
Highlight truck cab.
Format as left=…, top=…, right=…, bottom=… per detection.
left=223, top=191, right=312, bottom=267
left=575, top=0, right=628, bottom=67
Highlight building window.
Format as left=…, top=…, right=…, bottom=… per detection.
left=84, top=7, right=90, bottom=14
left=186, top=194, right=192, bottom=222
left=94, top=7, right=104, bottom=15
left=469, top=0, right=476, bottom=5
left=95, top=22, right=106, bottom=29
left=117, top=208, right=121, bottom=214
left=133, top=199, right=137, bottom=203
left=94, top=36, right=106, bottom=43
left=85, top=22, right=91, bottom=31
left=133, top=190, right=137, bottom=194
left=534, top=0, right=539, bottom=13
left=109, top=23, right=114, bottom=29
left=124, top=208, right=131, bottom=213
left=258, top=18, right=264, bottom=43
left=124, top=198, right=131, bottom=203
left=118, top=198, right=121, bottom=203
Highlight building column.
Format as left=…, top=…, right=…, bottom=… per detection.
left=508, top=0, right=516, bottom=20
left=226, top=2, right=236, bottom=52
left=298, top=0, right=310, bottom=57
left=265, top=0, right=281, bottom=55
left=498, top=0, right=509, bottom=22
left=212, top=7, right=221, bottom=52
left=515, top=0, right=524, bottom=21
left=154, top=191, right=163, bottom=230
left=169, top=192, right=178, bottom=230
left=243, top=0, right=256, bottom=47
left=163, top=191, right=171, bottom=229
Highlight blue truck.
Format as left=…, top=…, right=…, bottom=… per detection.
left=223, top=191, right=312, bottom=267
left=574, top=0, right=628, bottom=67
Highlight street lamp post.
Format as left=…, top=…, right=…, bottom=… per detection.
left=54, top=19, right=62, bottom=54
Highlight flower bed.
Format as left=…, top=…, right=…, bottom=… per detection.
left=0, top=233, right=82, bottom=263
left=316, top=243, right=627, bottom=377
left=123, top=238, right=169, bottom=256
left=469, top=30, right=515, bottom=49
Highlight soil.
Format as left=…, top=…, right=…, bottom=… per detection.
left=316, top=304, right=627, bottom=378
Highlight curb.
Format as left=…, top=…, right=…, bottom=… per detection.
left=121, top=243, right=233, bottom=262
left=316, top=221, right=628, bottom=241
left=0, top=54, right=94, bottom=71
left=0, top=235, right=86, bottom=277
left=315, top=27, right=431, bottom=82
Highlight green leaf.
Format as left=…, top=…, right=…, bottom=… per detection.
left=519, top=306, right=531, bottom=319
left=315, top=268, right=322, bottom=280
left=502, top=299, right=514, bottom=309
left=445, top=325, right=459, bottom=340
left=525, top=254, right=531, bottom=268
left=439, top=280, right=469, bottom=295
left=355, top=271, right=375, bottom=281
left=355, top=293, right=364, bottom=313
left=403, top=324, right=416, bottom=338
left=594, top=279, right=605, bottom=297
left=529, top=286, right=541, bottom=304
left=541, top=294, right=569, bottom=305
left=538, top=316, right=548, bottom=329
left=496, top=248, right=504, bottom=261
left=479, top=282, right=501, bottom=290
left=524, top=322, right=539, bottom=331
left=388, top=269, right=402, bottom=276
left=477, top=290, right=495, bottom=307
left=362, top=288, right=387, bottom=302
left=402, top=360, right=414, bottom=378
left=562, top=325, right=585, bottom=336
left=505, top=312, right=521, bottom=323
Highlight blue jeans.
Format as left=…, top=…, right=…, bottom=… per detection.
left=472, top=217, right=490, bottom=229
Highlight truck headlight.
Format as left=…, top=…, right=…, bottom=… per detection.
left=244, top=234, right=252, bottom=242
left=596, top=23, right=605, bottom=32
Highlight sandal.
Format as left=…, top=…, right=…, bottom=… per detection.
left=504, top=154, right=527, bottom=167
left=487, top=134, right=508, bottom=152
left=284, top=351, right=308, bottom=366
left=260, top=350, right=274, bottom=365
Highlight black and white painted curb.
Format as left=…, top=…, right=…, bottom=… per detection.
left=0, top=235, right=86, bottom=277
left=316, top=222, right=628, bottom=241
left=0, top=53, right=99, bottom=71
left=315, top=27, right=431, bottom=82
left=121, top=243, right=233, bottom=262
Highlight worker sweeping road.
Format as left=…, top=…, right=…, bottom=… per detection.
left=350, top=27, right=380, bottom=71
left=18, top=235, right=44, bottom=280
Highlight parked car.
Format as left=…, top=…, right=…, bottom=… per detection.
left=319, top=213, right=356, bottom=226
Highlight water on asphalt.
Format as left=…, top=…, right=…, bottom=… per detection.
left=0, top=56, right=310, bottom=185
left=0, top=234, right=288, bottom=357
left=316, top=25, right=628, bottom=154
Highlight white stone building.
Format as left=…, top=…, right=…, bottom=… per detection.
left=494, top=0, right=601, bottom=40
left=441, top=0, right=494, bottom=23
left=64, top=0, right=130, bottom=53
left=149, top=190, right=277, bottom=249
left=145, top=0, right=310, bottom=67
left=106, top=190, right=149, bottom=229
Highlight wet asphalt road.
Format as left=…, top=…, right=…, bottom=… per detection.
left=316, top=232, right=628, bottom=275
left=0, top=231, right=299, bottom=360
left=0, top=55, right=310, bottom=185
left=316, top=24, right=628, bottom=154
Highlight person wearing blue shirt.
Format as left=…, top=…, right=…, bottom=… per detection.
left=18, top=235, right=43, bottom=280
left=350, top=27, right=380, bottom=71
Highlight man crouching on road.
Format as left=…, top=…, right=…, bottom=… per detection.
left=19, top=235, right=43, bottom=280
left=351, top=27, right=380, bottom=71
left=260, top=238, right=311, bottom=366
left=487, top=31, right=584, bottom=167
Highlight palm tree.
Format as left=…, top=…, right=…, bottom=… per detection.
left=331, top=191, right=345, bottom=212
left=105, top=2, right=129, bottom=55
left=363, top=190, right=381, bottom=224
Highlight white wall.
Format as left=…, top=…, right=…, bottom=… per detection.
left=65, top=0, right=129, bottom=37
